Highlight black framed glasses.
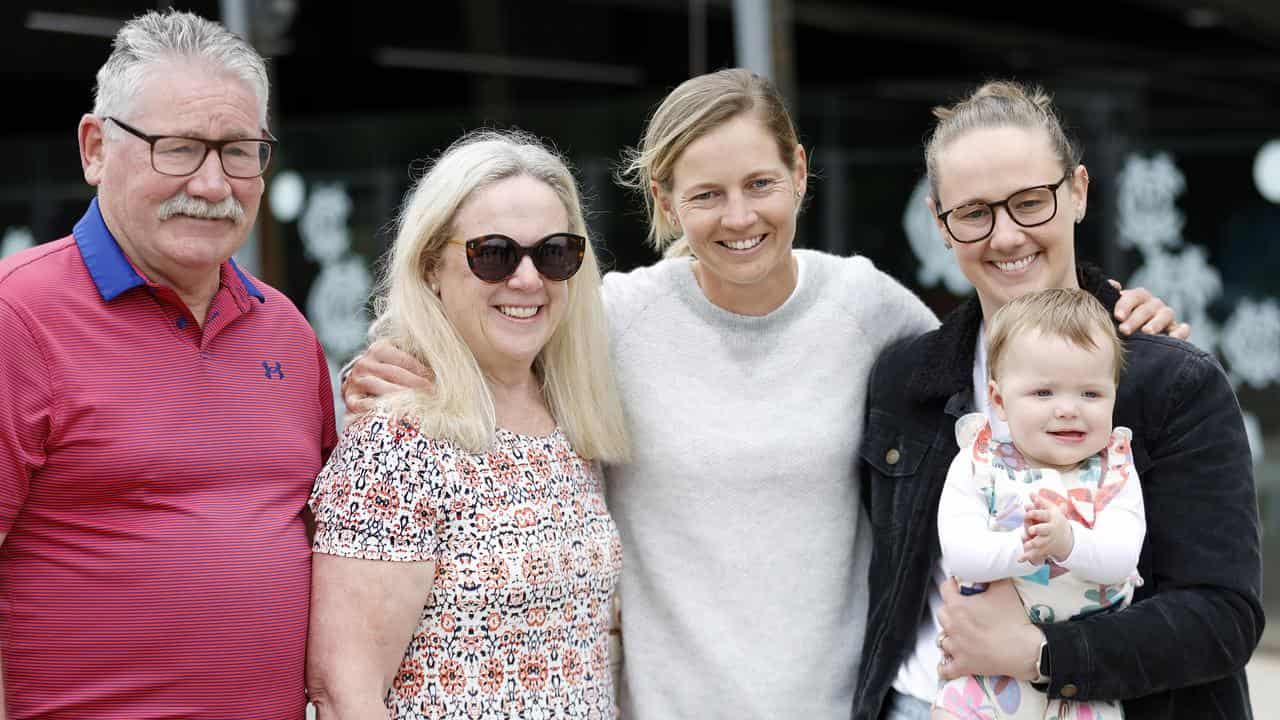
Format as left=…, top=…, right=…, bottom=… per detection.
left=448, top=233, right=586, bottom=283
left=936, top=171, right=1073, bottom=244
left=106, top=116, right=278, bottom=179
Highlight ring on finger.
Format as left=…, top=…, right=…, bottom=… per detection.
left=936, top=632, right=947, bottom=650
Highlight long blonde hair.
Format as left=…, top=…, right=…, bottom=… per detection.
left=373, top=129, right=629, bottom=462
left=617, top=68, right=803, bottom=258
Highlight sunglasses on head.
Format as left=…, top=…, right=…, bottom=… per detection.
left=448, top=233, right=586, bottom=283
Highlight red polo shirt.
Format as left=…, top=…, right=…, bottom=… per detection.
left=0, top=198, right=337, bottom=719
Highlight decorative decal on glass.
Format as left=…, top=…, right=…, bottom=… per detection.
left=2, top=226, right=34, bottom=258
left=903, top=177, right=972, bottom=295
left=1117, top=152, right=1279, bottom=466
left=285, top=178, right=374, bottom=427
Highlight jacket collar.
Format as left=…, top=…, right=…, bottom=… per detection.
left=908, top=263, right=1120, bottom=404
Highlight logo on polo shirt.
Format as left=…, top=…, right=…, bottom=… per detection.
left=262, top=361, right=285, bottom=379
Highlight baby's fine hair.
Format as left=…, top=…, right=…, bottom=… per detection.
left=986, top=288, right=1126, bottom=384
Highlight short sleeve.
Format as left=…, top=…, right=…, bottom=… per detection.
left=0, top=297, right=54, bottom=534
left=313, top=339, right=338, bottom=463
left=308, top=411, right=444, bottom=562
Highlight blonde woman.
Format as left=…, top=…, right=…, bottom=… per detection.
left=305, top=129, right=628, bottom=719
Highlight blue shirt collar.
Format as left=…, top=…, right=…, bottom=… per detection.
left=73, top=196, right=266, bottom=304
left=230, top=258, right=266, bottom=304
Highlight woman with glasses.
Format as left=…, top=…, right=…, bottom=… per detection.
left=304, top=129, right=630, bottom=719
left=855, top=80, right=1262, bottom=720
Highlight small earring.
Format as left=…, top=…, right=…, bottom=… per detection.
left=795, top=189, right=803, bottom=200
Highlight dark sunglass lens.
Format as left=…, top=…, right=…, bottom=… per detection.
left=535, top=235, right=584, bottom=280
left=470, top=237, right=520, bottom=281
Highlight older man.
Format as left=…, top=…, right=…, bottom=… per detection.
left=0, top=10, right=335, bottom=719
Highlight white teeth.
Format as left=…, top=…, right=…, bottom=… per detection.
left=498, top=305, right=538, bottom=319
left=994, top=254, right=1036, bottom=272
left=724, top=235, right=764, bottom=251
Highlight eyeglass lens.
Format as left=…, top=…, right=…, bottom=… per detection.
left=152, top=137, right=273, bottom=178
left=946, top=187, right=1057, bottom=243
left=467, top=234, right=585, bottom=283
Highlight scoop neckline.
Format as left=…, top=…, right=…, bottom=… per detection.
left=495, top=425, right=564, bottom=442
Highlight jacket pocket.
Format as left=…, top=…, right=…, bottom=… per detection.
left=860, top=409, right=931, bottom=530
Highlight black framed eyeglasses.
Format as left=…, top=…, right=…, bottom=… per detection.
left=448, top=233, right=586, bottom=283
left=936, top=171, right=1073, bottom=244
left=106, top=116, right=278, bottom=179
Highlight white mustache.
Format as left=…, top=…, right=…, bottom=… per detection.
left=157, top=193, right=245, bottom=223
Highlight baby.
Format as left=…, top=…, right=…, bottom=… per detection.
left=933, top=288, right=1146, bottom=720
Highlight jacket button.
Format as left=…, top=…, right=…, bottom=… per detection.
left=885, top=448, right=901, bottom=465
left=1060, top=684, right=1078, bottom=698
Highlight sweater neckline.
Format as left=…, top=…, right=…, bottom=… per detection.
left=671, top=249, right=816, bottom=331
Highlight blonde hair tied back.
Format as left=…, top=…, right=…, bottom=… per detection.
left=615, top=68, right=802, bottom=257
left=925, top=80, right=1082, bottom=207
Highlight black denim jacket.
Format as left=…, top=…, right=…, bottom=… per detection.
left=852, top=266, right=1265, bottom=719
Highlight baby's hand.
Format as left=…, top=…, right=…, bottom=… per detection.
left=1020, top=495, right=1074, bottom=565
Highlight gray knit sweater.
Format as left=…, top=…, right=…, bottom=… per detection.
left=602, top=250, right=939, bottom=719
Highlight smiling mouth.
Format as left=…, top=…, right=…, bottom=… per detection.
left=719, top=234, right=765, bottom=251
left=1048, top=430, right=1086, bottom=442
left=497, top=305, right=540, bottom=319
left=991, top=253, right=1038, bottom=272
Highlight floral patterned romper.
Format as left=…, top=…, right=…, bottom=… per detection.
left=935, top=414, right=1143, bottom=720
left=309, top=412, right=622, bottom=719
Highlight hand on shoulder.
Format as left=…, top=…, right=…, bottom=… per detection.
left=342, top=339, right=433, bottom=414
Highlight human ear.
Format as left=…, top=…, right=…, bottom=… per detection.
left=925, top=195, right=951, bottom=249
left=988, top=379, right=1009, bottom=421
left=791, top=144, right=808, bottom=200
left=651, top=180, right=678, bottom=229
left=78, top=114, right=107, bottom=186
left=1071, top=164, right=1090, bottom=223
left=423, top=252, right=442, bottom=296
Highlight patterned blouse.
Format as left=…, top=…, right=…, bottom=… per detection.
left=309, top=412, right=622, bottom=719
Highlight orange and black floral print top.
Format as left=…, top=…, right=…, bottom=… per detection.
left=309, top=412, right=621, bottom=719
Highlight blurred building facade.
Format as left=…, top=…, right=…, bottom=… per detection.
left=4, top=0, right=1279, bottom=647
